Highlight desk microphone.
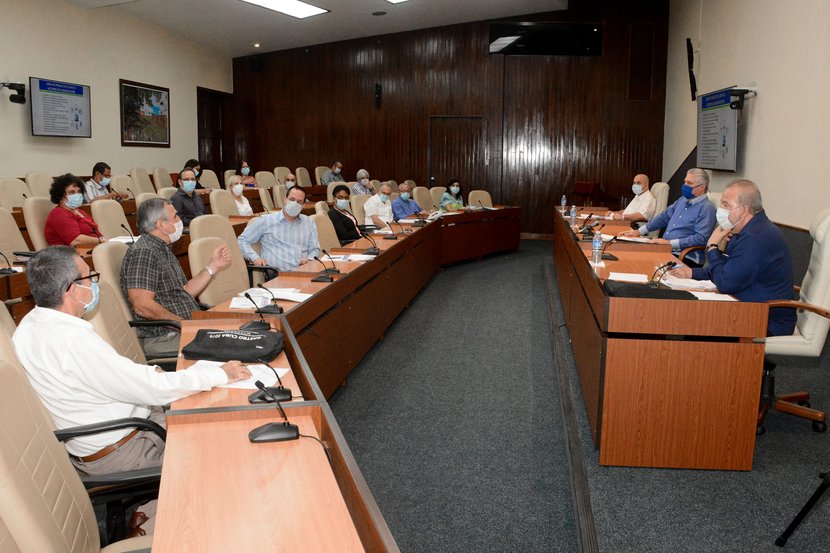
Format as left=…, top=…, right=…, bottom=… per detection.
left=412, top=211, right=427, bottom=227
left=311, top=257, right=334, bottom=282
left=248, top=381, right=299, bottom=443
left=577, top=213, right=594, bottom=232
left=248, top=359, right=291, bottom=403
left=361, top=232, right=380, bottom=256
left=320, top=250, right=341, bottom=274
left=601, top=236, right=619, bottom=261
left=382, top=221, right=398, bottom=240
left=239, top=293, right=276, bottom=331
left=0, top=252, right=14, bottom=275
left=649, top=261, right=678, bottom=288
left=390, top=220, right=409, bottom=235
left=125, top=188, right=135, bottom=200
left=255, top=284, right=284, bottom=313
left=120, top=223, right=136, bottom=244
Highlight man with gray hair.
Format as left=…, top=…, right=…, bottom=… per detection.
left=669, top=179, right=795, bottom=336
left=622, top=168, right=716, bottom=265
left=120, top=198, right=232, bottom=357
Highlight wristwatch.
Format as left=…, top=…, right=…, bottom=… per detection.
left=706, top=243, right=719, bottom=251
left=204, top=265, right=216, bottom=278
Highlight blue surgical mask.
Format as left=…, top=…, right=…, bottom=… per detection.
left=450, top=186, right=460, bottom=195
left=193, top=169, right=200, bottom=177
left=334, top=167, right=341, bottom=174
left=100, top=177, right=111, bottom=187
left=379, top=194, right=388, bottom=203
left=632, top=184, right=643, bottom=195
left=66, top=193, right=84, bottom=209
left=241, top=167, right=250, bottom=176
left=680, top=184, right=695, bottom=199
left=75, top=281, right=100, bottom=314
left=336, top=198, right=350, bottom=210
left=182, top=180, right=197, bottom=193
left=400, top=192, right=411, bottom=201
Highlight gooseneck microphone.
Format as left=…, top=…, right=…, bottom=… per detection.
left=320, top=250, right=341, bottom=274
left=248, top=381, right=300, bottom=443
left=239, top=293, right=274, bottom=331
left=248, top=359, right=292, bottom=404
left=382, top=220, right=398, bottom=240
left=601, top=236, right=619, bottom=261
left=245, top=291, right=282, bottom=315
left=120, top=223, right=136, bottom=244
left=311, top=257, right=334, bottom=282
left=577, top=213, right=594, bottom=233
left=361, top=231, right=380, bottom=256
left=649, top=261, right=678, bottom=288
left=125, top=188, right=135, bottom=200
left=0, top=252, right=14, bottom=275
left=256, top=283, right=284, bottom=313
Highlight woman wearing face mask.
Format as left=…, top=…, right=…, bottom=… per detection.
left=44, top=174, right=105, bottom=247
left=238, top=160, right=257, bottom=187
left=183, top=158, right=204, bottom=189
left=351, top=169, right=376, bottom=196
left=229, top=175, right=254, bottom=216
left=440, top=179, right=465, bottom=212
left=327, top=185, right=362, bottom=245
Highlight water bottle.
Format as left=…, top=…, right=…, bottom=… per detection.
left=560, top=194, right=567, bottom=213
left=592, top=230, right=603, bottom=264
left=569, top=205, right=577, bottom=226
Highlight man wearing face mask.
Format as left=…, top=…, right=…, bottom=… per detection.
left=621, top=168, right=716, bottom=266
left=170, top=167, right=205, bottom=226
left=392, top=182, right=429, bottom=221
left=669, top=179, right=796, bottom=336
left=120, top=198, right=233, bottom=357
left=238, top=185, right=320, bottom=271
left=84, top=162, right=127, bottom=203
left=605, top=173, right=656, bottom=222
left=352, top=169, right=376, bottom=196
left=321, top=161, right=345, bottom=186
left=363, top=182, right=394, bottom=228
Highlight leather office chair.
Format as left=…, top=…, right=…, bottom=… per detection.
left=90, top=199, right=131, bottom=240
left=314, top=201, right=329, bottom=215
left=157, top=187, right=178, bottom=201
left=296, top=167, right=312, bottom=188
left=351, top=195, right=370, bottom=227
left=314, top=166, right=328, bottom=186
left=430, top=187, right=447, bottom=209
left=109, top=175, right=134, bottom=197
left=199, top=169, right=221, bottom=190
left=209, top=189, right=239, bottom=217
left=311, top=213, right=340, bottom=252
left=129, top=167, right=156, bottom=194
left=224, top=169, right=236, bottom=187
left=274, top=166, right=291, bottom=185
left=0, top=177, right=31, bottom=209
left=647, top=182, right=670, bottom=238
left=413, top=186, right=432, bottom=211
left=273, top=184, right=287, bottom=209
left=188, top=236, right=250, bottom=306
left=0, top=298, right=16, bottom=339
left=135, top=192, right=161, bottom=207
left=24, top=171, right=53, bottom=198
left=189, top=214, right=268, bottom=291
left=259, top=187, right=275, bottom=213
left=327, top=181, right=354, bottom=202
left=91, top=241, right=132, bottom=317
left=758, top=208, right=830, bottom=433
left=0, top=207, right=29, bottom=261
left=22, top=197, right=53, bottom=251
left=404, top=179, right=416, bottom=188
left=152, top=167, right=173, bottom=190
left=469, top=190, right=493, bottom=208
left=370, top=179, right=381, bottom=191
left=255, top=170, right=277, bottom=190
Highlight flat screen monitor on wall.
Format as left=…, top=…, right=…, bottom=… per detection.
left=696, top=87, right=738, bottom=172
left=29, top=77, right=91, bottom=138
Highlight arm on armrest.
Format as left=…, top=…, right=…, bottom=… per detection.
left=128, top=319, right=181, bottom=331
left=54, top=417, right=167, bottom=443
left=767, top=300, right=830, bottom=319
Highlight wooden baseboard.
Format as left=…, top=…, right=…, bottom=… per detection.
left=521, top=233, right=553, bottom=241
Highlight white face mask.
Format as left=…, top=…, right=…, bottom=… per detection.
left=632, top=184, right=643, bottom=195
left=716, top=206, right=741, bottom=231
left=450, top=186, right=460, bottom=195
left=333, top=167, right=341, bottom=174
left=167, top=219, right=184, bottom=243
left=360, top=178, right=369, bottom=186
left=284, top=199, right=302, bottom=217
left=232, top=184, right=244, bottom=196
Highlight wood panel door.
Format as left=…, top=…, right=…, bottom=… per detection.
left=196, top=87, right=233, bottom=178
left=428, top=116, right=485, bottom=195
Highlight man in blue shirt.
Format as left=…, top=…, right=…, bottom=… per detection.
left=669, top=179, right=796, bottom=336
left=237, top=186, right=320, bottom=272
left=623, top=168, right=716, bottom=265
left=391, top=182, right=429, bottom=221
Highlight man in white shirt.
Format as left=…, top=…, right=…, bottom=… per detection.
left=84, top=161, right=127, bottom=203
left=363, top=182, right=393, bottom=228
left=605, top=173, right=656, bottom=222
left=13, top=246, right=250, bottom=476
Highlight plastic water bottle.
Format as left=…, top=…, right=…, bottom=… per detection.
left=569, top=205, right=577, bottom=226
left=560, top=194, right=567, bottom=213
left=592, top=230, right=603, bottom=264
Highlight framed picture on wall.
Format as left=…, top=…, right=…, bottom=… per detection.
left=119, top=79, right=170, bottom=147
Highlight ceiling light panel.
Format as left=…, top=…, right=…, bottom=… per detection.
left=239, top=0, right=328, bottom=19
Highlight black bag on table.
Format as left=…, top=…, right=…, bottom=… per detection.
left=181, top=329, right=284, bottom=362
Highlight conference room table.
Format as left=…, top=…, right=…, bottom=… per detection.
left=553, top=207, right=768, bottom=470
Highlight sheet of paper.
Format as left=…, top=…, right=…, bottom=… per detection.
left=186, top=360, right=290, bottom=389
left=441, top=211, right=463, bottom=216
left=607, top=272, right=649, bottom=283
left=689, top=291, right=737, bottom=301
left=616, top=236, right=652, bottom=243
left=661, top=274, right=717, bottom=291
left=108, top=236, right=137, bottom=244
left=229, top=296, right=267, bottom=309
left=398, top=218, right=419, bottom=224
left=373, top=229, right=394, bottom=234
left=240, top=288, right=313, bottom=303
left=331, top=254, right=375, bottom=262
left=600, top=234, right=617, bottom=242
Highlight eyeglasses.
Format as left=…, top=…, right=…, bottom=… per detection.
left=69, top=271, right=100, bottom=288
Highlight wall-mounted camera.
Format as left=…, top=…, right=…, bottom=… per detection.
left=729, top=87, right=757, bottom=110
left=1, top=82, right=26, bottom=104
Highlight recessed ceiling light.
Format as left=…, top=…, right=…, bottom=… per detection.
left=239, top=0, right=328, bottom=19
left=489, top=36, right=520, bottom=53
left=253, top=42, right=261, bottom=48
left=372, top=11, right=386, bottom=16
left=386, top=0, right=410, bottom=3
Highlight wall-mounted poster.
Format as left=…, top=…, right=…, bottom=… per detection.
left=119, top=79, right=170, bottom=147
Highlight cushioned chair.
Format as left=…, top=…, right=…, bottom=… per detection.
left=707, top=191, right=722, bottom=209
left=413, top=186, right=431, bottom=212
left=90, top=241, right=132, bottom=319
left=274, top=166, right=291, bottom=185
left=0, top=296, right=16, bottom=339
left=259, top=188, right=275, bottom=212
left=135, top=192, right=161, bottom=207
left=327, top=181, right=354, bottom=203
left=369, top=179, right=381, bottom=191
left=108, top=175, right=135, bottom=198
left=152, top=167, right=173, bottom=190
left=314, top=166, right=329, bottom=186
left=157, top=187, right=178, bottom=201
left=0, top=177, right=31, bottom=209
left=199, top=169, right=221, bottom=190
left=90, top=199, right=131, bottom=240
left=389, top=192, right=400, bottom=203
left=273, top=185, right=287, bottom=209
left=468, top=190, right=493, bottom=208
left=189, top=214, right=268, bottom=293
left=129, top=167, right=156, bottom=195
left=758, top=208, right=830, bottom=433
left=404, top=179, right=416, bottom=188
left=188, top=236, right=251, bottom=306
left=430, top=187, right=447, bottom=209
left=224, top=169, right=236, bottom=187
left=386, top=180, right=399, bottom=194
left=0, top=207, right=29, bottom=262
left=314, top=201, right=329, bottom=215
left=22, top=197, right=53, bottom=251
left=255, top=170, right=277, bottom=189
left=351, top=195, right=370, bottom=227
left=209, top=189, right=239, bottom=217
left=24, top=171, right=53, bottom=198
left=647, top=182, right=670, bottom=238
left=311, top=213, right=340, bottom=252
left=296, top=167, right=312, bottom=188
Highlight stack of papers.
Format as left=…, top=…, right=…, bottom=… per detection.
left=607, top=272, right=649, bottom=283
left=327, top=254, right=375, bottom=262
left=186, top=360, right=289, bottom=389
left=240, top=287, right=313, bottom=303
left=616, top=236, right=652, bottom=244
left=660, top=274, right=717, bottom=291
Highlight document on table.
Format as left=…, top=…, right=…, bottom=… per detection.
left=240, top=288, right=313, bottom=303
left=229, top=296, right=268, bottom=309
left=186, top=360, right=289, bottom=389
left=616, top=236, right=652, bottom=243
left=661, top=274, right=717, bottom=291
left=327, top=254, right=375, bottom=262
left=373, top=229, right=394, bottom=234
left=607, top=272, right=650, bottom=283
left=689, top=291, right=737, bottom=301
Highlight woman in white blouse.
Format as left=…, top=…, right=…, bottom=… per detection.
left=229, top=175, right=253, bottom=216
